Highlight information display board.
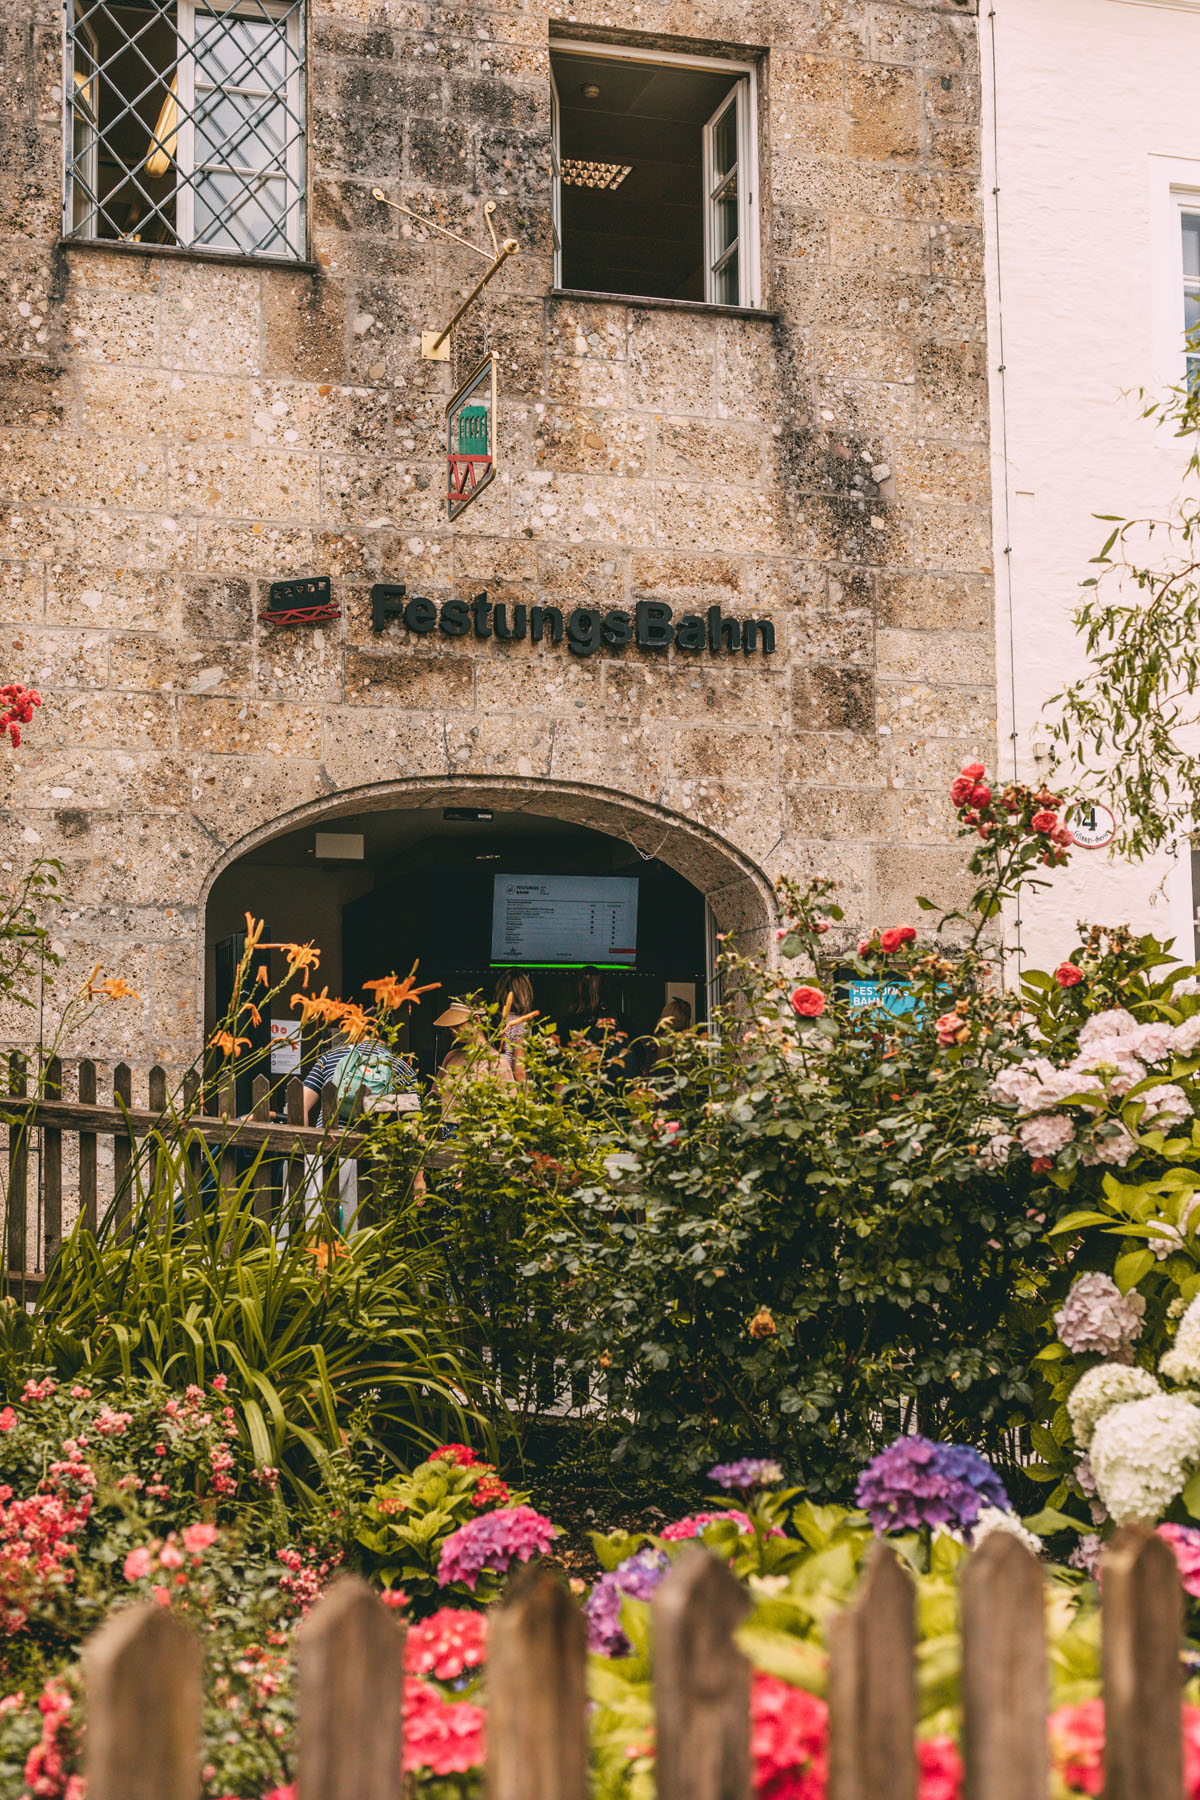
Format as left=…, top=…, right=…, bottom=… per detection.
left=491, top=874, right=639, bottom=968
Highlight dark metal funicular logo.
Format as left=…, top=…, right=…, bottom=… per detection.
left=447, top=355, right=496, bottom=519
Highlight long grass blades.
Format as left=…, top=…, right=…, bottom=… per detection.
left=19, top=1093, right=494, bottom=1499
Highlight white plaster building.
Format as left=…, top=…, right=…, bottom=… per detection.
left=984, top=0, right=1200, bottom=971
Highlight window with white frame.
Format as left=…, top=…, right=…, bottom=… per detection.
left=1183, top=205, right=1200, bottom=389
left=65, top=0, right=305, bottom=259
left=549, top=45, right=759, bottom=308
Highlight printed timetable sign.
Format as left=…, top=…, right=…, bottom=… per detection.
left=491, top=875, right=639, bottom=968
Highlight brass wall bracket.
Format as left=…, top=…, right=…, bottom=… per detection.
left=372, top=190, right=519, bottom=361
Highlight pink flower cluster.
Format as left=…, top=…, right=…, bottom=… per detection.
left=752, top=1673, right=827, bottom=1800
left=21, top=1681, right=81, bottom=1800
left=404, top=1677, right=486, bottom=1775
left=660, top=1509, right=756, bottom=1541
left=437, top=1504, right=557, bottom=1591
left=404, top=1607, right=489, bottom=1680
left=277, top=1544, right=342, bottom=1616
left=122, top=1524, right=219, bottom=1605
left=1054, top=1272, right=1145, bottom=1359
left=0, top=1489, right=90, bottom=1633
left=1158, top=1523, right=1200, bottom=1598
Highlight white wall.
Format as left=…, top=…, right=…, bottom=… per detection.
left=983, top=0, right=1200, bottom=973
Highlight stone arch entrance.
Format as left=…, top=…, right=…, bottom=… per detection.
left=199, top=775, right=777, bottom=1069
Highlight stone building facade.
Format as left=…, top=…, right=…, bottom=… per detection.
left=0, top=0, right=994, bottom=1067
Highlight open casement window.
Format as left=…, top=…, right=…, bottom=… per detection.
left=65, top=0, right=306, bottom=259
left=550, top=46, right=759, bottom=308
left=703, top=85, right=747, bottom=307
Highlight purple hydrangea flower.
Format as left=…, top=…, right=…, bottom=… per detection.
left=436, top=1503, right=557, bottom=1590
left=855, top=1437, right=1009, bottom=1536
left=584, top=1549, right=670, bottom=1656
left=707, top=1457, right=784, bottom=1492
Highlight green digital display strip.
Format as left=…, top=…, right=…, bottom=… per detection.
left=489, top=961, right=631, bottom=972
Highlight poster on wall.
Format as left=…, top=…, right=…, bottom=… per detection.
left=270, top=1019, right=302, bottom=1075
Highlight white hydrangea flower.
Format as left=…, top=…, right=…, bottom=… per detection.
left=1090, top=1393, right=1200, bottom=1524
left=1175, top=1015, right=1200, bottom=1055
left=970, top=1506, right=1043, bottom=1555
left=1067, top=1362, right=1161, bottom=1449
left=1018, top=1113, right=1075, bottom=1157
left=1147, top=1196, right=1200, bottom=1261
left=1082, top=1124, right=1138, bottom=1167
left=1128, top=1021, right=1176, bottom=1063
left=1073, top=1044, right=1147, bottom=1095
left=1078, top=1008, right=1138, bottom=1049
left=1161, top=1293, right=1200, bottom=1383
left=1140, top=1084, right=1193, bottom=1126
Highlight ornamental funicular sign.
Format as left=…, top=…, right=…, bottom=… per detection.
left=446, top=355, right=496, bottom=519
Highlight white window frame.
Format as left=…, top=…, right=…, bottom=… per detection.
left=63, top=0, right=306, bottom=260
left=1149, top=158, right=1200, bottom=390
left=549, top=40, right=761, bottom=310
left=69, top=10, right=101, bottom=237
left=177, top=0, right=305, bottom=259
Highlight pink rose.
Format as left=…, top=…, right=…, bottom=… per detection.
left=790, top=986, right=826, bottom=1018
left=949, top=775, right=974, bottom=806
left=970, top=785, right=991, bottom=807
left=158, top=1543, right=184, bottom=1569
left=1031, top=810, right=1059, bottom=834
left=1055, top=963, right=1084, bottom=988
left=123, top=1547, right=152, bottom=1581
left=961, top=762, right=986, bottom=781
left=182, top=1522, right=217, bottom=1555
left=0, top=1407, right=14, bottom=1432
left=857, top=937, right=873, bottom=955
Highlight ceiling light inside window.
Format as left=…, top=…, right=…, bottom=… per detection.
left=561, top=160, right=632, bottom=191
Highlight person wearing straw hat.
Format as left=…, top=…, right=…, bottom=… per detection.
left=434, top=999, right=513, bottom=1131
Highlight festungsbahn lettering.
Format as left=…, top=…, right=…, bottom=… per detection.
left=370, top=584, right=775, bottom=658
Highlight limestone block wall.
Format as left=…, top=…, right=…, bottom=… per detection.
left=0, top=0, right=996, bottom=1065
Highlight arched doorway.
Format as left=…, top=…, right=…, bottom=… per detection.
left=201, top=777, right=776, bottom=1085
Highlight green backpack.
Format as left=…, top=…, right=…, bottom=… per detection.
left=330, top=1044, right=397, bottom=1121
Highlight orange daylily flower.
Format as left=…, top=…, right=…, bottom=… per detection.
left=210, top=1029, right=251, bottom=1058
left=246, top=1003, right=262, bottom=1027
left=255, top=964, right=269, bottom=986
left=98, top=977, right=138, bottom=1001
left=258, top=941, right=322, bottom=987
left=242, top=915, right=266, bottom=953
left=290, top=987, right=345, bottom=1026
left=83, top=965, right=139, bottom=1001
left=362, top=969, right=440, bottom=1012
left=336, top=1002, right=372, bottom=1043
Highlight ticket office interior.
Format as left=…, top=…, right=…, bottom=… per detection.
left=206, top=808, right=712, bottom=1099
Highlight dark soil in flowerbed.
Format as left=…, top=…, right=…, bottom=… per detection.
left=510, top=1425, right=712, bottom=1583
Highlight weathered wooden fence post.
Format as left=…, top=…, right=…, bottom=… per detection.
left=1102, top=1525, right=1183, bottom=1800
left=112, top=1061, right=132, bottom=1228
left=42, top=1053, right=62, bottom=1267
left=828, top=1543, right=916, bottom=1800
left=85, top=1603, right=203, bottom=1800
left=6, top=1050, right=27, bottom=1279
left=297, top=1573, right=406, bottom=1800
left=961, top=1533, right=1048, bottom=1800
left=78, top=1056, right=98, bottom=1231
left=652, top=1545, right=751, bottom=1800
left=487, top=1563, right=589, bottom=1800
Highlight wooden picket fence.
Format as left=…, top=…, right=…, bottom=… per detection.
left=0, top=1052, right=395, bottom=1291
left=81, top=1527, right=1184, bottom=1800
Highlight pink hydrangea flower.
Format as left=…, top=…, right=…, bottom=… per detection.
left=1054, top=1272, right=1145, bottom=1358
left=661, top=1510, right=757, bottom=1540
left=437, top=1504, right=556, bottom=1591
left=1158, top=1523, right=1200, bottom=1597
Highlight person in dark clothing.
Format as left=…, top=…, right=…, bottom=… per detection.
left=567, top=966, right=635, bottom=1081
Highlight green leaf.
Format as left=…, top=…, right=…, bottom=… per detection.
left=1113, top=1248, right=1155, bottom=1291
left=1183, top=1471, right=1200, bottom=1521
